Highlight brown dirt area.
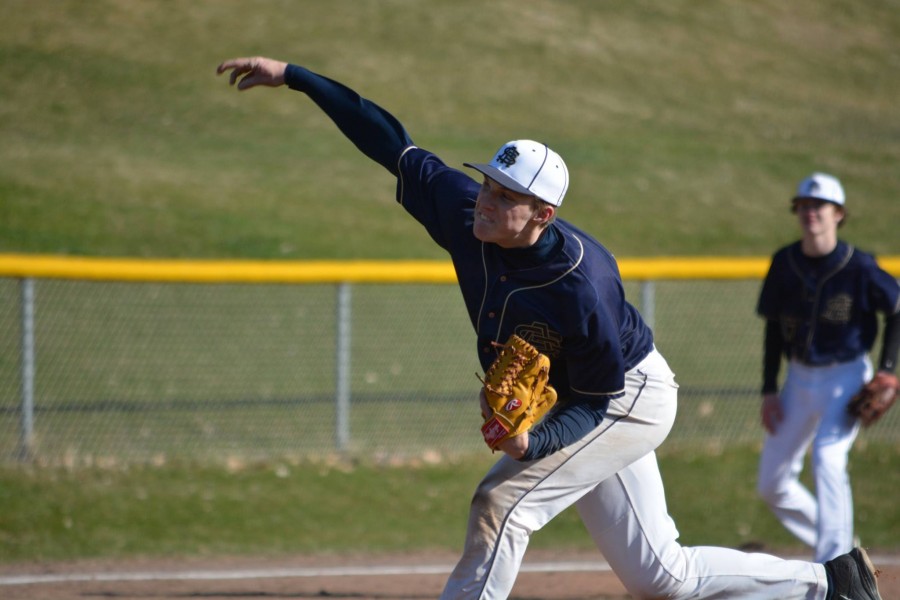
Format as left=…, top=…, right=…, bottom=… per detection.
left=1, top=549, right=897, bottom=599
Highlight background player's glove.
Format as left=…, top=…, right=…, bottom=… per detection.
left=478, top=334, right=557, bottom=450
left=847, top=371, right=899, bottom=427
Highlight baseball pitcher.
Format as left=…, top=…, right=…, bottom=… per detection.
left=217, top=56, right=883, bottom=600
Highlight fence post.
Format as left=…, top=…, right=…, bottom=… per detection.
left=18, top=277, right=35, bottom=461
left=640, top=280, right=655, bottom=331
left=335, top=282, right=352, bottom=451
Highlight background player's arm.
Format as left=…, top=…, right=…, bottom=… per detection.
left=876, top=310, right=900, bottom=375
left=867, top=257, right=900, bottom=376
left=761, top=318, right=784, bottom=433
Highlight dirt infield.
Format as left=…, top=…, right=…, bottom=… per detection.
left=2, top=549, right=898, bottom=599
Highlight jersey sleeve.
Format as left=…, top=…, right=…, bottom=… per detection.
left=284, top=64, right=413, bottom=175
left=865, top=255, right=900, bottom=372
left=562, top=284, right=629, bottom=403
left=865, top=255, right=900, bottom=316
left=762, top=318, right=785, bottom=393
left=550, top=248, right=644, bottom=407
left=879, top=311, right=900, bottom=373
left=517, top=257, right=635, bottom=459
left=395, top=147, right=480, bottom=252
left=756, top=250, right=785, bottom=319
left=523, top=299, right=632, bottom=460
left=522, top=399, right=603, bottom=460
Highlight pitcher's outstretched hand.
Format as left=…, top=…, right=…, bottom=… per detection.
left=217, top=57, right=288, bottom=90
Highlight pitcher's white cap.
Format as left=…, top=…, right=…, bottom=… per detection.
left=465, top=140, right=569, bottom=206
left=793, top=172, right=845, bottom=206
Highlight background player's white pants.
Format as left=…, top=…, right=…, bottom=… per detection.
left=757, top=356, right=869, bottom=563
left=440, top=348, right=827, bottom=599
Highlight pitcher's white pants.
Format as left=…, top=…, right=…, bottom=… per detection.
left=441, top=348, right=827, bottom=599
left=757, top=356, right=869, bottom=562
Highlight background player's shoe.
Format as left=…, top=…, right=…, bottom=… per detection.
left=824, top=547, right=882, bottom=600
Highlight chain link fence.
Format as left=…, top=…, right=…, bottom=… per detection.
left=2, top=259, right=897, bottom=467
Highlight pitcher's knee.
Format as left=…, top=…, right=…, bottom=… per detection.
left=467, top=479, right=521, bottom=532
left=470, top=478, right=508, bottom=511
left=612, top=543, right=688, bottom=599
left=620, top=571, right=685, bottom=599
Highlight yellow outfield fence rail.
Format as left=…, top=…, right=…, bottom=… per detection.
left=4, top=254, right=899, bottom=283
left=1, top=254, right=898, bottom=465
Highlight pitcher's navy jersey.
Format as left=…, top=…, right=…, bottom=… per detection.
left=396, top=147, right=655, bottom=410
left=757, top=240, right=900, bottom=365
left=283, top=63, right=656, bottom=458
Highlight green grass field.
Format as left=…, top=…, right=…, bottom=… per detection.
left=2, top=444, right=897, bottom=563
left=2, top=0, right=899, bottom=563
left=3, top=1, right=899, bottom=259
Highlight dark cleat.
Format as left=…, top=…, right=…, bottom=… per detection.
left=824, top=547, right=882, bottom=600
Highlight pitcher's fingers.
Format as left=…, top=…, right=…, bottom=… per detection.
left=215, top=58, right=253, bottom=81
left=238, top=71, right=273, bottom=90
left=216, top=58, right=243, bottom=74
left=231, top=65, right=260, bottom=87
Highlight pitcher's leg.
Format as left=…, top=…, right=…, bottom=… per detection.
left=439, top=456, right=537, bottom=600
left=577, top=452, right=827, bottom=599
left=440, top=418, right=666, bottom=600
left=441, top=351, right=678, bottom=600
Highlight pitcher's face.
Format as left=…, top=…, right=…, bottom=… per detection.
left=473, top=178, right=550, bottom=248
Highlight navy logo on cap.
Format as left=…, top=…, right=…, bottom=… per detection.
left=495, top=146, right=520, bottom=167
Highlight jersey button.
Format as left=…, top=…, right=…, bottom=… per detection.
left=500, top=276, right=508, bottom=282
left=488, top=311, right=496, bottom=318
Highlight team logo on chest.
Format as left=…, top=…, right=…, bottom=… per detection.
left=820, top=293, right=853, bottom=324
left=515, top=322, right=563, bottom=358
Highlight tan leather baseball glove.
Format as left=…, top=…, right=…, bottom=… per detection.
left=847, top=371, right=899, bottom=427
left=478, top=334, right=557, bottom=450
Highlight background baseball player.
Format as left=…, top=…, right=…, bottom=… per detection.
left=756, top=172, right=900, bottom=562
left=217, top=56, right=883, bottom=600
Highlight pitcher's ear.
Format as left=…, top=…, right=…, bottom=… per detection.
left=533, top=202, right=555, bottom=224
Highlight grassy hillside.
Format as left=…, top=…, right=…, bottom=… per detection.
left=3, top=0, right=899, bottom=259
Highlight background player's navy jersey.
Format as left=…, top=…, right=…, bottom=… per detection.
left=757, top=240, right=900, bottom=365
left=396, top=147, right=654, bottom=409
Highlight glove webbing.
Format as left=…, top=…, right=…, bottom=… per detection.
left=479, top=340, right=537, bottom=396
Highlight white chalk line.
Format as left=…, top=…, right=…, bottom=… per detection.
left=0, top=560, right=608, bottom=586
left=3, top=554, right=899, bottom=587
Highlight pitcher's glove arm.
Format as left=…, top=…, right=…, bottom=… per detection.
left=478, top=334, right=557, bottom=452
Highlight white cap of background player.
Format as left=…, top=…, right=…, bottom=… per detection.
left=793, top=172, right=845, bottom=206
left=464, top=140, right=569, bottom=207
